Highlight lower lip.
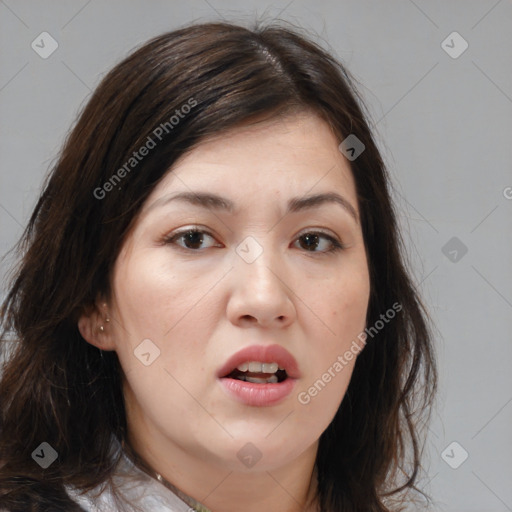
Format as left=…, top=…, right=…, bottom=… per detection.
left=218, top=377, right=297, bottom=407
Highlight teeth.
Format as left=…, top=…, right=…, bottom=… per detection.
left=241, top=375, right=279, bottom=384
left=237, top=361, right=280, bottom=373
left=248, top=361, right=262, bottom=372
left=262, top=362, right=279, bottom=373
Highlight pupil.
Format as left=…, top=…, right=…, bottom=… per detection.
left=301, top=233, right=319, bottom=251
left=184, top=231, right=203, bottom=249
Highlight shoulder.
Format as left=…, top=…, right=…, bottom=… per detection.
left=0, top=480, right=89, bottom=512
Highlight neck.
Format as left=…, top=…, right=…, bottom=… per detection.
left=125, top=428, right=319, bottom=512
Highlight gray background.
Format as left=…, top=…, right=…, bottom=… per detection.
left=1, top=1, right=511, bottom=511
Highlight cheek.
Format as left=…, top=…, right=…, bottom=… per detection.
left=296, top=358, right=355, bottom=437
left=113, top=250, right=208, bottom=339
left=323, top=260, right=370, bottom=344
left=293, top=260, right=369, bottom=424
left=111, top=255, right=220, bottom=443
left=329, top=283, right=369, bottom=339
left=111, top=251, right=218, bottom=391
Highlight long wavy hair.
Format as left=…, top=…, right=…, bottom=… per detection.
left=0, top=20, right=437, bottom=512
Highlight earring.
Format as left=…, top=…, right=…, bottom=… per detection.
left=103, top=302, right=110, bottom=324
left=99, top=325, right=105, bottom=332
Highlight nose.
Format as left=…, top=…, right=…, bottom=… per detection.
left=226, top=245, right=296, bottom=329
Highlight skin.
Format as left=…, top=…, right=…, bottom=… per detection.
left=79, top=111, right=370, bottom=512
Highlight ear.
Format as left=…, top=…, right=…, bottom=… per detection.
left=77, top=300, right=116, bottom=351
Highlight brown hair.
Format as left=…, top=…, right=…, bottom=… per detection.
left=0, top=20, right=437, bottom=512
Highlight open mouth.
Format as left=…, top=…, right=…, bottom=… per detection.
left=225, top=367, right=288, bottom=384
left=217, top=347, right=299, bottom=406
left=216, top=344, right=301, bottom=384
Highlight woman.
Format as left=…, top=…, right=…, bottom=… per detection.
left=0, top=21, right=437, bottom=512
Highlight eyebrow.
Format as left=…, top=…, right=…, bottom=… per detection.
left=146, top=191, right=359, bottom=223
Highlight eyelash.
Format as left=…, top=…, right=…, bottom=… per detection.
left=162, top=226, right=345, bottom=254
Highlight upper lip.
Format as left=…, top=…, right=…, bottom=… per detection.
left=217, top=344, right=301, bottom=380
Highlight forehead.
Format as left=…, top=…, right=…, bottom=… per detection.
left=146, top=112, right=358, bottom=207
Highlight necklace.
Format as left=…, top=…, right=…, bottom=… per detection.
left=153, top=471, right=211, bottom=512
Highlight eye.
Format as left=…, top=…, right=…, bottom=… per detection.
left=293, top=231, right=345, bottom=254
left=162, top=227, right=345, bottom=254
left=163, top=228, right=220, bottom=251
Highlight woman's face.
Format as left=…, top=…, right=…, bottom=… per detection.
left=91, top=112, right=370, bottom=472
